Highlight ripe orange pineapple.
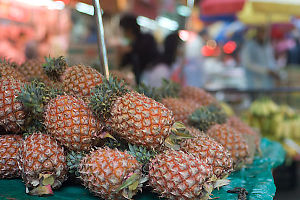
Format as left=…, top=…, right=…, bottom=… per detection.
left=149, top=150, right=213, bottom=200
left=44, top=95, right=103, bottom=152
left=180, top=127, right=233, bottom=178
left=227, top=116, right=260, bottom=151
left=90, top=76, right=175, bottom=150
left=179, top=86, right=216, bottom=106
left=44, top=56, right=103, bottom=97
left=18, top=59, right=54, bottom=86
left=207, top=124, right=249, bottom=166
left=161, top=97, right=201, bottom=125
left=79, top=147, right=144, bottom=200
left=18, top=133, right=68, bottom=194
left=0, top=76, right=26, bottom=133
left=0, top=135, right=23, bottom=178
left=0, top=59, right=27, bottom=82
left=227, top=116, right=261, bottom=164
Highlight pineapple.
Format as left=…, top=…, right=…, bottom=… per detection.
left=179, top=86, right=216, bottom=106
left=149, top=149, right=214, bottom=200
left=180, top=127, right=233, bottom=178
left=162, top=97, right=201, bottom=125
left=78, top=147, right=144, bottom=200
left=0, top=135, right=23, bottom=178
left=207, top=124, right=249, bottom=167
left=0, top=59, right=27, bottom=82
left=227, top=116, right=260, bottom=151
left=18, top=133, right=68, bottom=194
left=227, top=116, right=261, bottom=164
left=44, top=95, right=103, bottom=152
left=90, top=76, right=175, bottom=150
left=136, top=80, right=199, bottom=125
left=18, top=59, right=54, bottom=86
left=0, top=76, right=26, bottom=133
left=43, top=56, right=103, bottom=97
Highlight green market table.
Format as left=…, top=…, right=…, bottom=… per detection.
left=0, top=138, right=285, bottom=200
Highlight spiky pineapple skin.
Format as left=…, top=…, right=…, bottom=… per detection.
left=161, top=98, right=201, bottom=125
left=18, top=133, right=68, bottom=189
left=79, top=147, right=142, bottom=200
left=180, top=127, right=233, bottom=178
left=180, top=86, right=216, bottom=106
left=44, top=95, right=103, bottom=152
left=108, top=91, right=174, bottom=150
left=149, top=150, right=213, bottom=200
left=0, top=62, right=27, bottom=82
left=0, top=135, right=23, bottom=178
left=0, top=77, right=26, bottom=133
left=19, top=59, right=54, bottom=86
left=62, top=65, right=103, bottom=97
left=207, top=124, right=249, bottom=165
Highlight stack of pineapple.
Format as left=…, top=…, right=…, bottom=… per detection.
left=0, top=57, right=261, bottom=200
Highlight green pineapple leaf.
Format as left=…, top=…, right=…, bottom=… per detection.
left=89, top=76, right=128, bottom=121
left=43, top=56, right=67, bottom=82
left=156, top=79, right=181, bottom=99
left=188, top=106, right=219, bottom=132
left=127, top=143, right=156, bottom=165
left=207, top=104, right=227, bottom=124
left=17, top=80, right=64, bottom=134
left=66, top=151, right=86, bottom=177
left=135, top=82, right=160, bottom=101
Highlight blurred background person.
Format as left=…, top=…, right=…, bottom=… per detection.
left=141, top=31, right=180, bottom=87
left=118, top=14, right=159, bottom=84
left=241, top=26, right=280, bottom=89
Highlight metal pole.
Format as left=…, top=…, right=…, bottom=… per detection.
left=93, top=0, right=109, bottom=79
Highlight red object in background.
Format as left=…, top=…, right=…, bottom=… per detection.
left=200, top=0, right=245, bottom=16
left=271, top=23, right=295, bottom=39
left=223, top=41, right=237, bottom=54
left=201, top=45, right=221, bottom=57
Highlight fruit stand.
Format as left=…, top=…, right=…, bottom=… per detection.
left=0, top=1, right=288, bottom=200
left=0, top=138, right=285, bottom=200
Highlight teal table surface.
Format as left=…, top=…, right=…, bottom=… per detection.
left=0, top=138, right=285, bottom=200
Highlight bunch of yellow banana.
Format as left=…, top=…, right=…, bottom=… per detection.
left=246, top=98, right=300, bottom=140
left=249, top=98, right=279, bottom=117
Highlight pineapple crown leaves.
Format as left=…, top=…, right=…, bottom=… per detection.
left=17, top=80, right=48, bottom=116
left=188, top=106, right=218, bottom=132
left=43, top=56, right=67, bottom=82
left=135, top=82, right=161, bottom=101
left=17, top=80, right=64, bottom=134
left=127, top=143, right=157, bottom=165
left=207, top=104, right=227, bottom=124
left=0, top=57, right=18, bottom=68
left=67, top=151, right=86, bottom=176
left=156, top=79, right=181, bottom=99
left=89, top=76, right=128, bottom=121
